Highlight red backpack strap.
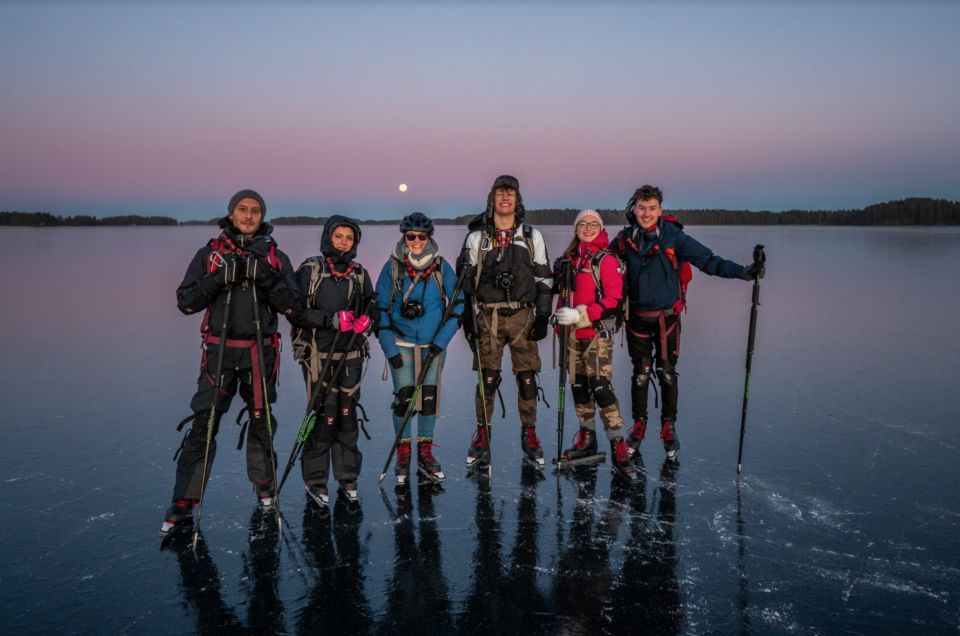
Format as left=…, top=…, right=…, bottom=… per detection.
left=265, top=242, right=282, bottom=271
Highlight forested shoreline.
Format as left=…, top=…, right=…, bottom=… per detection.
left=3, top=197, right=958, bottom=227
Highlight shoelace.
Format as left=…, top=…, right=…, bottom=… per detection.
left=615, top=440, right=630, bottom=463
left=525, top=428, right=541, bottom=448
left=472, top=426, right=488, bottom=447
left=660, top=421, right=675, bottom=441
left=573, top=429, right=588, bottom=449
left=397, top=443, right=412, bottom=464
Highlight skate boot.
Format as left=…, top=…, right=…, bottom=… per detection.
left=395, top=439, right=412, bottom=487
left=306, top=483, right=329, bottom=508
left=660, top=419, right=680, bottom=462
left=417, top=438, right=445, bottom=483
left=254, top=480, right=275, bottom=510
left=160, top=498, right=195, bottom=536
left=340, top=481, right=359, bottom=503
left=521, top=426, right=545, bottom=468
left=610, top=437, right=638, bottom=481
left=562, top=428, right=598, bottom=461
left=465, top=424, right=489, bottom=468
left=626, top=418, right=647, bottom=455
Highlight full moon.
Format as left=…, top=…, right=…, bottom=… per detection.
left=398, top=183, right=408, bottom=193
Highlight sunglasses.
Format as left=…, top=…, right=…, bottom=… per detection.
left=405, top=232, right=429, bottom=242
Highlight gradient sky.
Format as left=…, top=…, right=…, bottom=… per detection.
left=2, top=1, right=959, bottom=220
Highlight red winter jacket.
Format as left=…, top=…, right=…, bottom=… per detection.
left=555, top=230, right=623, bottom=340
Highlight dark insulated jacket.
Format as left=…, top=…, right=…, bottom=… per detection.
left=176, top=217, right=299, bottom=339
left=614, top=218, right=745, bottom=313
left=287, top=215, right=377, bottom=354
left=457, top=211, right=553, bottom=318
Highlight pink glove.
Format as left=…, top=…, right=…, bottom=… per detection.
left=352, top=314, right=372, bottom=334
left=333, top=310, right=355, bottom=332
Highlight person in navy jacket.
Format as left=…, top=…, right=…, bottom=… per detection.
left=376, top=212, right=463, bottom=486
left=613, top=185, right=764, bottom=462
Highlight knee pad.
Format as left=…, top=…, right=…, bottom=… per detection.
left=393, top=385, right=416, bottom=417
left=633, top=357, right=653, bottom=389
left=588, top=377, right=618, bottom=408
left=420, top=385, right=438, bottom=416
left=656, top=360, right=677, bottom=388
left=516, top=370, right=538, bottom=401
left=571, top=374, right=591, bottom=405
left=481, top=368, right=501, bottom=395
left=189, top=410, right=222, bottom=445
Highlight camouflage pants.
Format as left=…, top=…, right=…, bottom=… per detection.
left=570, top=336, right=625, bottom=440
left=474, top=306, right=541, bottom=428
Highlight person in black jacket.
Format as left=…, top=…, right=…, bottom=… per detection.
left=161, top=189, right=301, bottom=535
left=288, top=215, right=377, bottom=506
left=457, top=175, right=553, bottom=470
left=613, top=185, right=764, bottom=462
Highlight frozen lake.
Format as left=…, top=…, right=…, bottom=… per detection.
left=1, top=224, right=958, bottom=634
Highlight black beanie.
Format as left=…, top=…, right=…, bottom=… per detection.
left=228, top=189, right=267, bottom=218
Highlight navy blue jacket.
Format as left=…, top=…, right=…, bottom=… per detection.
left=614, top=218, right=745, bottom=313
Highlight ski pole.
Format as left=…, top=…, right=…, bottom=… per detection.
left=249, top=280, right=282, bottom=531
left=379, top=271, right=467, bottom=481
left=737, top=244, right=765, bottom=474
left=276, top=329, right=343, bottom=493
left=555, top=260, right=573, bottom=467
left=278, top=297, right=375, bottom=494
left=193, top=283, right=234, bottom=551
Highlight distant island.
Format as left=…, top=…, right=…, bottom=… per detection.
left=2, top=197, right=959, bottom=227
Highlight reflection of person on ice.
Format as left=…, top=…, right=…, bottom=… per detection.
left=457, top=175, right=553, bottom=471
left=553, top=210, right=637, bottom=480
left=161, top=189, right=300, bottom=536
left=613, top=185, right=764, bottom=461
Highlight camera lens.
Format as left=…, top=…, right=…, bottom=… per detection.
left=495, top=271, right=514, bottom=289
left=401, top=300, right=424, bottom=319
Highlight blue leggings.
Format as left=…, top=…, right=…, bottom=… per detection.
left=390, top=346, right=443, bottom=439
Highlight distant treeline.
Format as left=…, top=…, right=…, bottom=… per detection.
left=3, top=197, right=958, bottom=227
left=0, top=212, right=178, bottom=226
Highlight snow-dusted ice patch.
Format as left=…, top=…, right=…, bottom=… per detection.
left=87, top=512, right=114, bottom=522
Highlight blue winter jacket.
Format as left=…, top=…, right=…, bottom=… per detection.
left=615, top=218, right=745, bottom=313
left=375, top=257, right=463, bottom=359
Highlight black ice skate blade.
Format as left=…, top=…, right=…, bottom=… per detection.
left=465, top=454, right=491, bottom=478
left=158, top=516, right=193, bottom=541
left=553, top=452, right=607, bottom=472
left=305, top=486, right=330, bottom=510
left=523, top=454, right=546, bottom=470
left=417, top=465, right=445, bottom=485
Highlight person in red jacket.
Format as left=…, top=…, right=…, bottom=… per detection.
left=553, top=210, right=637, bottom=480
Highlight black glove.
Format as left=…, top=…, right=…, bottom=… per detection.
left=270, top=286, right=299, bottom=314
left=388, top=354, right=404, bottom=369
left=199, top=255, right=240, bottom=295
left=741, top=263, right=765, bottom=281
left=528, top=315, right=550, bottom=342
left=428, top=343, right=443, bottom=358
left=246, top=255, right=281, bottom=288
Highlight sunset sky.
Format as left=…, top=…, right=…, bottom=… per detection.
left=2, top=2, right=958, bottom=221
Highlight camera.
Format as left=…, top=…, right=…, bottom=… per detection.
left=494, top=271, right=515, bottom=290
left=401, top=300, right=424, bottom=319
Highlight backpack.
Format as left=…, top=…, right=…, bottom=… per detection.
left=586, top=249, right=627, bottom=334
left=291, top=256, right=366, bottom=362
left=387, top=256, right=448, bottom=312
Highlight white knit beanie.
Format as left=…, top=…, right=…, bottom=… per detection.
left=574, top=209, right=603, bottom=229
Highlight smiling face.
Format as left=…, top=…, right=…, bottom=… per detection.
left=330, top=225, right=355, bottom=253
left=229, top=197, right=263, bottom=237
left=576, top=218, right=601, bottom=243
left=404, top=231, right=428, bottom=256
left=493, top=187, right=517, bottom=217
left=633, top=197, right=663, bottom=230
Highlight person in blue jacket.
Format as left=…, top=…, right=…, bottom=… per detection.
left=376, top=212, right=464, bottom=486
left=612, top=185, right=764, bottom=462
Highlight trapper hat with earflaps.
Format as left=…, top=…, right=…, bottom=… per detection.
left=484, top=174, right=525, bottom=220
